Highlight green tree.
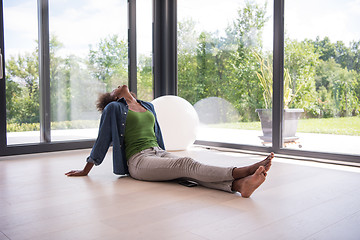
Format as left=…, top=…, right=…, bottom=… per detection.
left=226, top=0, right=268, bottom=49
left=224, top=0, right=268, bottom=121
left=284, top=39, right=320, bottom=116
left=6, top=35, right=68, bottom=124
left=5, top=78, right=22, bottom=121
left=309, top=37, right=360, bottom=73
left=88, top=35, right=128, bottom=92
left=350, top=40, right=360, bottom=73
left=5, top=34, right=106, bottom=126
left=50, top=35, right=104, bottom=122
left=178, top=1, right=269, bottom=122
left=316, top=59, right=359, bottom=117
left=335, top=41, right=352, bottom=70
left=46, top=35, right=71, bottom=122
left=309, top=37, right=360, bottom=117
left=309, top=36, right=336, bottom=62
left=177, top=18, right=201, bottom=104
left=6, top=51, right=40, bottom=124
left=137, top=54, right=153, bottom=101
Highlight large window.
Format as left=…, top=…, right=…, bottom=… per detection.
left=3, top=0, right=128, bottom=145
left=178, top=0, right=274, bottom=147
left=283, top=0, right=360, bottom=155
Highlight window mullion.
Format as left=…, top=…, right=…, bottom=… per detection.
left=37, top=0, right=51, bottom=143
left=272, top=0, right=284, bottom=152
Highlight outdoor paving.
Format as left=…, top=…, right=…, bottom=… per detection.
left=6, top=128, right=99, bottom=145
left=6, top=126, right=360, bottom=156
left=196, top=126, right=360, bottom=156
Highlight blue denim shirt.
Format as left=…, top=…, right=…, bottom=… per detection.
left=86, top=98, right=165, bottom=175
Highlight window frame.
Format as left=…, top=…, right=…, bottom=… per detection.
left=0, top=0, right=136, bottom=156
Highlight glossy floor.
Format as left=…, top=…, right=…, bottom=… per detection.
left=1, top=147, right=360, bottom=240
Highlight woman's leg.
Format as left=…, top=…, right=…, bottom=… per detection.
left=156, top=149, right=273, bottom=179
left=128, top=147, right=273, bottom=194
left=128, top=147, right=234, bottom=184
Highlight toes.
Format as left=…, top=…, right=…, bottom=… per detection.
left=264, top=152, right=274, bottom=161
left=265, top=160, right=272, bottom=168
left=255, top=166, right=265, bottom=175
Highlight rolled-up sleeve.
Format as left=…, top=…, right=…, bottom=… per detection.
left=86, top=156, right=101, bottom=166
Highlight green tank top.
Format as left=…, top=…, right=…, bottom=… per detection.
left=124, top=110, right=159, bottom=160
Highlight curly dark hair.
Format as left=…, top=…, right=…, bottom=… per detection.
left=96, top=91, right=138, bottom=112
left=96, top=93, right=115, bottom=112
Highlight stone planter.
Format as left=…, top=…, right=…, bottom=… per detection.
left=255, top=108, right=304, bottom=147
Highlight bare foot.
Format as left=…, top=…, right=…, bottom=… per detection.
left=232, top=152, right=274, bottom=179
left=232, top=166, right=267, bottom=198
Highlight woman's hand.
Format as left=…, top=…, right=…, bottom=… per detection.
left=65, top=170, right=88, bottom=177
left=65, top=162, right=94, bottom=177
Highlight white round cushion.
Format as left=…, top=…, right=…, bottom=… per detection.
left=152, top=95, right=199, bottom=151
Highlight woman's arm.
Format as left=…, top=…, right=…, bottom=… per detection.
left=65, top=162, right=94, bottom=177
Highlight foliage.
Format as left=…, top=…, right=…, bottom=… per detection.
left=315, top=59, right=359, bottom=117
left=226, top=0, right=268, bottom=48
left=284, top=39, right=320, bottom=116
left=7, top=122, right=40, bottom=132
left=7, top=120, right=99, bottom=132
left=137, top=55, right=153, bottom=101
left=308, top=37, right=360, bottom=73
left=5, top=35, right=108, bottom=125
left=254, top=52, right=301, bottom=109
left=254, top=40, right=319, bottom=110
left=88, top=35, right=128, bottom=92
left=6, top=51, right=40, bottom=124
left=253, top=52, right=272, bottom=109
left=178, top=1, right=269, bottom=121
left=224, top=1, right=268, bottom=121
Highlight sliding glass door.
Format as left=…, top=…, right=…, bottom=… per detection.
left=48, top=0, right=128, bottom=142
left=1, top=0, right=359, bottom=163
left=283, top=0, right=360, bottom=156
left=178, top=0, right=274, bottom=148
left=2, top=0, right=128, bottom=146
left=177, top=0, right=360, bottom=163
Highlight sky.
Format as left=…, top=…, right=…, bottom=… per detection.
left=177, top=0, right=360, bottom=51
left=3, top=0, right=360, bottom=60
left=284, top=0, right=360, bottom=44
left=4, top=0, right=128, bottom=57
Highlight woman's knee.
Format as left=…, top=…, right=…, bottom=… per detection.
left=173, top=157, right=197, bottom=169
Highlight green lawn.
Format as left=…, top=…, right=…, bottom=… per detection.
left=210, top=116, right=360, bottom=136
left=7, top=117, right=360, bottom=136
left=297, top=117, right=360, bottom=136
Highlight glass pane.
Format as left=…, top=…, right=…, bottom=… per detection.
left=284, top=0, right=360, bottom=155
left=4, top=1, right=40, bottom=145
left=49, top=0, right=128, bottom=142
left=137, top=0, right=153, bottom=101
left=178, top=0, right=273, bottom=147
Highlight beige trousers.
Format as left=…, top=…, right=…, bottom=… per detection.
left=128, top=147, right=235, bottom=192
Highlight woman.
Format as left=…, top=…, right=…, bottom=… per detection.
left=66, top=85, right=273, bottom=198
